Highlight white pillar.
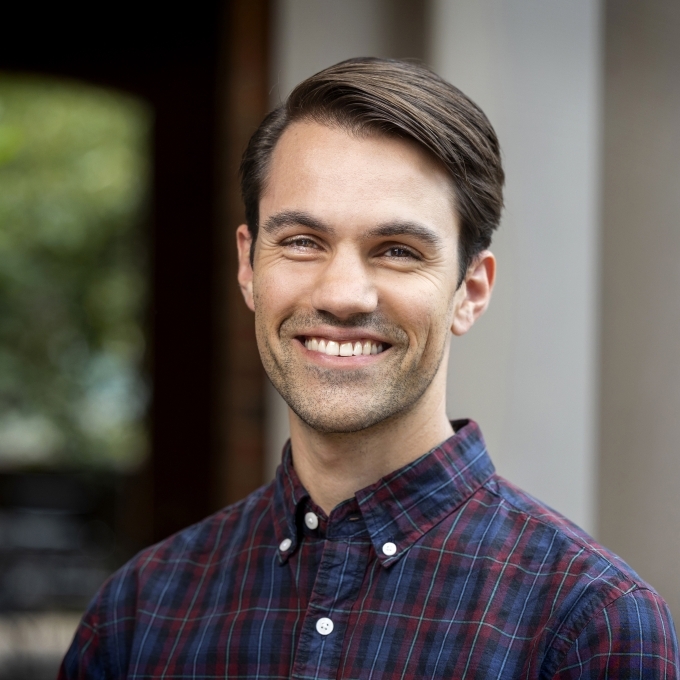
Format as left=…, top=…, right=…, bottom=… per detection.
left=598, top=0, right=680, bottom=620
left=429, top=0, right=602, bottom=532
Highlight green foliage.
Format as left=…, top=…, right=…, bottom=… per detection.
left=0, top=75, right=151, bottom=469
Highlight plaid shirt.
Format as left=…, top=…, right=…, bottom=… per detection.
left=60, top=419, right=679, bottom=679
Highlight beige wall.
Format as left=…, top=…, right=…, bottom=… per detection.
left=429, top=0, right=602, bottom=533
left=599, top=0, right=680, bottom=620
left=270, top=0, right=425, bottom=104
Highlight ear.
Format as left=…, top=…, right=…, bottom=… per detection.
left=236, top=224, right=255, bottom=311
left=451, top=251, right=496, bottom=336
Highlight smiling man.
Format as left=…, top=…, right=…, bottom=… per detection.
left=62, top=58, right=678, bottom=679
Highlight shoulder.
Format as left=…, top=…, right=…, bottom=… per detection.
left=59, top=481, right=275, bottom=678
left=484, top=474, right=648, bottom=590
left=108, top=479, right=275, bottom=603
left=135, top=480, right=273, bottom=565
left=475, top=475, right=679, bottom=676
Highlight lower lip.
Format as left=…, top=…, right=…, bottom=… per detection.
left=296, top=339, right=387, bottom=366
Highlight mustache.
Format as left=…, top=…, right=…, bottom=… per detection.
left=280, top=310, right=408, bottom=342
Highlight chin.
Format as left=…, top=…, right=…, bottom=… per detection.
left=294, top=410, right=384, bottom=434
left=285, top=390, right=411, bottom=435
left=263, top=344, right=445, bottom=436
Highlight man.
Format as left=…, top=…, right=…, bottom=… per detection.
left=61, top=58, right=678, bottom=678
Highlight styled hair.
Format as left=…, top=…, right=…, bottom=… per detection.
left=240, top=57, right=504, bottom=283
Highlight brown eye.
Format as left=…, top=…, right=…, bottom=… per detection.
left=285, top=237, right=318, bottom=249
left=385, top=246, right=418, bottom=259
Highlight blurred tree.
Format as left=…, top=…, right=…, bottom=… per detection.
left=0, top=75, right=150, bottom=470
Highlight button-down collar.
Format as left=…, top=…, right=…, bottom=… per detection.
left=272, top=419, right=495, bottom=566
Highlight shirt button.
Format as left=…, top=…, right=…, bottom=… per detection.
left=279, top=538, right=292, bottom=552
left=382, top=541, right=397, bottom=556
left=304, top=512, right=319, bottom=530
left=316, top=617, right=334, bottom=635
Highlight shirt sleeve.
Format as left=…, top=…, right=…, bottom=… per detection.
left=553, top=587, right=680, bottom=679
left=57, top=560, right=136, bottom=680
left=57, top=600, right=108, bottom=680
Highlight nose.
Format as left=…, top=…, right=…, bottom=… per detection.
left=310, top=246, right=378, bottom=319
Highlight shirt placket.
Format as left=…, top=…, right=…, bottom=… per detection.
left=291, top=522, right=369, bottom=679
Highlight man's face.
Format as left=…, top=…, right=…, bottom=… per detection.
left=238, top=121, right=483, bottom=434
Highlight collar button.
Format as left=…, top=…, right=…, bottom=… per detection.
left=382, top=541, right=397, bottom=556
left=304, top=512, right=319, bottom=530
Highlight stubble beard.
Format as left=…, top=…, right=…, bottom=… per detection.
left=256, top=311, right=448, bottom=435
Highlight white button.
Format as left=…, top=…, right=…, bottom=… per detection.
left=382, top=542, right=397, bottom=556
left=304, top=512, right=319, bottom=530
left=316, top=617, right=334, bottom=635
left=279, top=538, right=292, bottom=552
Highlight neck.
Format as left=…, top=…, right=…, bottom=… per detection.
left=288, top=378, right=453, bottom=515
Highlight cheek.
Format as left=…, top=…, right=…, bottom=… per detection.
left=382, top=277, right=455, bottom=345
left=384, top=298, right=450, bottom=360
left=253, top=261, right=312, bottom=325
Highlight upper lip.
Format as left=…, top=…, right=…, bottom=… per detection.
left=294, top=327, right=392, bottom=345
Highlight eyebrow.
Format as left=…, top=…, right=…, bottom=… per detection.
left=261, top=210, right=336, bottom=236
left=362, top=221, right=445, bottom=248
left=261, top=211, right=444, bottom=248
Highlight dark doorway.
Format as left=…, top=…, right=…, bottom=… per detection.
left=0, top=9, right=269, bottom=673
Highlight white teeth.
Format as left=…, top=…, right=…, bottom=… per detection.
left=304, top=337, right=386, bottom=356
left=339, top=342, right=353, bottom=356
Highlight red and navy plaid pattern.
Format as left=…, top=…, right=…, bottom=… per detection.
left=60, top=420, right=679, bottom=678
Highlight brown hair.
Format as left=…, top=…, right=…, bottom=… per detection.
left=240, top=57, right=504, bottom=284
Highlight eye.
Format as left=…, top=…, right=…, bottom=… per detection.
left=282, top=236, right=320, bottom=251
left=383, top=245, right=420, bottom=260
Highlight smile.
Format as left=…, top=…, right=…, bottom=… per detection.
left=303, top=337, right=386, bottom=356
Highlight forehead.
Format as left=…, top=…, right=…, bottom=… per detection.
left=260, top=120, right=458, bottom=238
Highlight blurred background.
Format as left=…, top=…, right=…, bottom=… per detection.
left=0, top=0, right=678, bottom=675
